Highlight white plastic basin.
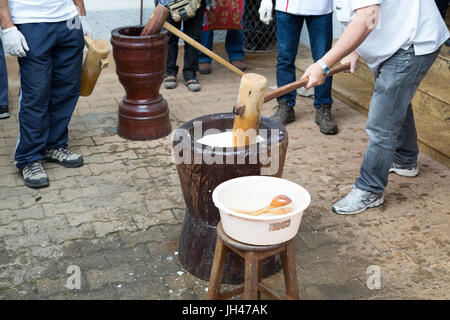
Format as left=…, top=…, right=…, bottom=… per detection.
left=212, top=176, right=311, bottom=245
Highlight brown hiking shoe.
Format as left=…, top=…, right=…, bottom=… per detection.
left=199, top=63, right=211, bottom=74
left=231, top=60, right=247, bottom=72
left=315, top=104, right=338, bottom=135
left=271, top=100, right=295, bottom=125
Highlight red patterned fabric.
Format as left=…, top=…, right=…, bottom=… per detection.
left=203, top=0, right=244, bottom=31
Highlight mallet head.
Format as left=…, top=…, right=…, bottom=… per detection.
left=140, top=4, right=171, bottom=36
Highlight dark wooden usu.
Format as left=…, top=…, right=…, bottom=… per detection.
left=173, top=113, right=289, bottom=284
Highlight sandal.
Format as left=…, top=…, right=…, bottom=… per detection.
left=185, top=79, right=201, bottom=92
left=164, top=75, right=177, bottom=89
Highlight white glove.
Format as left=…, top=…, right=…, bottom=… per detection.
left=259, top=0, right=273, bottom=25
left=1, top=26, right=29, bottom=57
left=79, top=16, right=93, bottom=38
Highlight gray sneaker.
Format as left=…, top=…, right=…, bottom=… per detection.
left=164, top=75, right=177, bottom=89
left=332, top=186, right=384, bottom=215
left=185, top=79, right=201, bottom=92
left=22, top=161, right=49, bottom=189
left=45, top=148, right=84, bottom=168
left=270, top=100, right=295, bottom=125
left=389, top=162, right=419, bottom=177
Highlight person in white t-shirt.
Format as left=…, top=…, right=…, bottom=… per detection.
left=301, top=0, right=449, bottom=215
left=0, top=0, right=92, bottom=188
left=259, top=0, right=339, bottom=135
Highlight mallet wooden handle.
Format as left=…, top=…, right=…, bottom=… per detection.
left=263, top=62, right=351, bottom=103
left=141, top=4, right=244, bottom=77
left=161, top=22, right=245, bottom=77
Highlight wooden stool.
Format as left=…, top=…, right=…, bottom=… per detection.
left=207, top=222, right=299, bottom=300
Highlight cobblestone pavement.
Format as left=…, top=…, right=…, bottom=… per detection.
left=0, top=45, right=449, bottom=300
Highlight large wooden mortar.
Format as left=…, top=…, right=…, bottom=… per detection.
left=173, top=113, right=289, bottom=284
left=111, top=26, right=171, bottom=140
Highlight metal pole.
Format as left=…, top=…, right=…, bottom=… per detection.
left=140, top=0, right=144, bottom=25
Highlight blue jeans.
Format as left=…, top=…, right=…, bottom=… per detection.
left=14, top=19, right=84, bottom=169
left=0, top=39, right=8, bottom=106
left=276, top=11, right=333, bottom=108
left=199, top=29, right=245, bottom=63
left=355, top=46, right=439, bottom=194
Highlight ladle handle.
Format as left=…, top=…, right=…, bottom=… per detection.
left=263, top=62, right=351, bottom=104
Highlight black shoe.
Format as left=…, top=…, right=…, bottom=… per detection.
left=22, top=161, right=49, bottom=189
left=185, top=79, right=201, bottom=92
left=231, top=60, right=247, bottom=72
left=270, top=100, right=295, bottom=125
left=164, top=75, right=177, bottom=89
left=45, top=147, right=84, bottom=168
left=0, top=105, right=9, bottom=119
left=315, top=104, right=338, bottom=135
left=199, top=63, right=212, bottom=74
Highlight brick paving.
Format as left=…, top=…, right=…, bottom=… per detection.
left=0, top=45, right=449, bottom=300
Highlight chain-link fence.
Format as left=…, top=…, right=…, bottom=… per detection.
left=243, top=0, right=277, bottom=53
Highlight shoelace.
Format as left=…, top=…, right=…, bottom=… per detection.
left=53, top=148, right=73, bottom=157
left=58, top=148, right=73, bottom=155
left=29, top=162, right=45, bottom=175
left=322, top=106, right=332, bottom=120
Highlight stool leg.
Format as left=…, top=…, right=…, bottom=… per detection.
left=207, top=237, right=228, bottom=300
left=282, top=241, right=299, bottom=300
left=257, top=260, right=262, bottom=300
left=244, top=252, right=259, bottom=300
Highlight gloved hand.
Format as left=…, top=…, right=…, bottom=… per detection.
left=259, top=0, right=273, bottom=25
left=1, top=26, right=29, bottom=57
left=79, top=16, right=93, bottom=38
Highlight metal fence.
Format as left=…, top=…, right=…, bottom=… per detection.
left=243, top=0, right=277, bottom=53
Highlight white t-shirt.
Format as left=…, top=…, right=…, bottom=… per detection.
left=334, top=0, right=450, bottom=72
left=9, top=0, right=79, bottom=24
left=276, top=0, right=333, bottom=16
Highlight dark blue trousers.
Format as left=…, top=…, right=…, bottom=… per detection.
left=14, top=19, right=84, bottom=169
left=0, top=39, right=8, bottom=106
left=276, top=11, right=333, bottom=109
left=199, top=29, right=245, bottom=64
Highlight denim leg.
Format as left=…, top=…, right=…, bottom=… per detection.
left=225, top=29, right=245, bottom=62
left=305, top=13, right=333, bottom=108
left=394, top=103, right=419, bottom=166
left=199, top=30, right=213, bottom=64
left=276, top=11, right=303, bottom=108
left=355, top=47, right=439, bottom=194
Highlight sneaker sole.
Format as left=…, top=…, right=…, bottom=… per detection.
left=0, top=113, right=9, bottom=119
left=45, top=158, right=84, bottom=168
left=332, top=196, right=385, bottom=215
left=164, top=83, right=177, bottom=89
left=24, top=179, right=50, bottom=189
left=389, top=168, right=419, bottom=177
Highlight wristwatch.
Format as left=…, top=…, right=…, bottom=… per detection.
left=317, top=59, right=331, bottom=75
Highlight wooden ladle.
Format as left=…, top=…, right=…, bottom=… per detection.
left=231, top=195, right=292, bottom=216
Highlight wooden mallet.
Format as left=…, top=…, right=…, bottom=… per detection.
left=80, top=36, right=110, bottom=96
left=232, top=63, right=351, bottom=147
left=141, top=4, right=245, bottom=77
